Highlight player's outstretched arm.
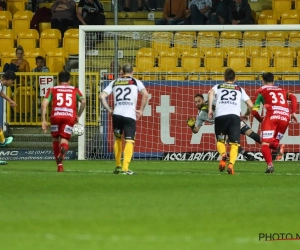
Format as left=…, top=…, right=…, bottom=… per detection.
left=77, top=98, right=86, bottom=122
left=242, top=99, right=253, bottom=118
left=186, top=117, right=200, bottom=133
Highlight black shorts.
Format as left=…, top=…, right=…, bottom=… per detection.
left=240, top=121, right=251, bottom=135
left=215, top=114, right=241, bottom=144
left=112, top=114, right=136, bottom=141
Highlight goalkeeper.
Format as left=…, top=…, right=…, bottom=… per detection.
left=187, top=93, right=261, bottom=161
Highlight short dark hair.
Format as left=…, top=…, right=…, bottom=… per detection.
left=3, top=70, right=17, bottom=81
left=122, top=63, right=133, bottom=74
left=224, top=68, right=235, bottom=82
left=58, top=71, right=70, bottom=83
left=194, top=93, right=204, bottom=99
left=262, top=72, right=274, bottom=83
left=35, top=56, right=45, bottom=62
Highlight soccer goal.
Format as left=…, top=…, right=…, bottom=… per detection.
left=79, top=25, right=300, bottom=161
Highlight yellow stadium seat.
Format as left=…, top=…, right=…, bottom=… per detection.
left=25, top=47, right=46, bottom=70
left=227, top=47, right=250, bottom=70
left=0, top=29, right=16, bottom=50
left=273, top=47, right=296, bottom=72
left=204, top=47, right=225, bottom=71
left=181, top=48, right=204, bottom=70
left=164, top=67, right=186, bottom=80
left=235, top=75, right=257, bottom=81
left=17, top=29, right=39, bottom=50
left=281, top=74, right=299, bottom=80
left=158, top=48, right=180, bottom=71
left=250, top=48, right=273, bottom=72
left=40, top=29, right=61, bottom=53
left=273, top=0, right=292, bottom=21
left=281, top=10, right=300, bottom=24
left=187, top=74, right=209, bottom=80
left=135, top=47, right=157, bottom=71
left=219, top=31, right=242, bottom=51
left=296, top=0, right=300, bottom=9
left=63, top=28, right=79, bottom=55
left=46, top=48, right=68, bottom=72
left=173, top=32, right=196, bottom=54
left=242, top=31, right=265, bottom=52
left=265, top=31, right=288, bottom=52
left=197, top=31, right=219, bottom=48
left=0, top=11, right=12, bottom=30
left=289, top=31, right=300, bottom=50
left=258, top=10, right=277, bottom=24
left=151, top=32, right=173, bottom=51
left=39, top=22, right=52, bottom=34
left=7, top=0, right=28, bottom=16
left=12, top=10, right=34, bottom=35
left=1, top=48, right=17, bottom=67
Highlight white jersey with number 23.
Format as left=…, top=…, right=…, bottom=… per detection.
left=212, top=83, right=250, bottom=118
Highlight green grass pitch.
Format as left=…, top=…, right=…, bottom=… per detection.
left=1, top=160, right=300, bottom=250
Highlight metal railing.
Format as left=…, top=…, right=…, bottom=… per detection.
left=5, top=72, right=100, bottom=126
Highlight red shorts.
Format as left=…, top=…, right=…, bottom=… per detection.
left=50, top=116, right=76, bottom=140
left=260, top=115, right=289, bottom=143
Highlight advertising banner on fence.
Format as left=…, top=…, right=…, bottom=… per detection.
left=103, top=81, right=300, bottom=161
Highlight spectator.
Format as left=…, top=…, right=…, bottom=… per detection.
left=123, top=0, right=143, bottom=12
left=32, top=56, right=50, bottom=72
left=228, top=0, right=254, bottom=25
left=76, top=0, right=105, bottom=26
left=155, top=0, right=186, bottom=25
left=51, top=0, right=77, bottom=37
left=0, top=0, right=6, bottom=10
left=10, top=46, right=30, bottom=73
left=209, top=0, right=231, bottom=24
left=149, top=0, right=157, bottom=11
left=187, top=0, right=212, bottom=25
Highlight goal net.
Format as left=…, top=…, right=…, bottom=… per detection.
left=79, top=25, right=300, bottom=161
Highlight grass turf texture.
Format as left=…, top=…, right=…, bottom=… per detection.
left=1, top=160, right=300, bottom=250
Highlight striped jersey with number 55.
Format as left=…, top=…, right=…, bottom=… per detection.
left=44, top=85, right=84, bottom=118
left=212, top=83, right=250, bottom=117
left=103, top=76, right=146, bottom=120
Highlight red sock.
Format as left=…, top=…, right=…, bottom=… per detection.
left=261, top=144, right=273, bottom=165
left=53, top=141, right=60, bottom=159
left=269, top=140, right=279, bottom=150
left=60, top=143, right=69, bottom=156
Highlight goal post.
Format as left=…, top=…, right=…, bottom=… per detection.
left=79, top=25, right=300, bottom=161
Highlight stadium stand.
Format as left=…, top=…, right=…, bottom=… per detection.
left=17, top=29, right=39, bottom=50
left=0, top=11, right=12, bottom=30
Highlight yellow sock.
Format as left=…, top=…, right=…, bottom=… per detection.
left=114, top=138, right=122, bottom=167
left=217, top=141, right=226, bottom=156
left=229, top=143, right=239, bottom=165
left=0, top=129, right=4, bottom=144
left=122, top=140, right=134, bottom=171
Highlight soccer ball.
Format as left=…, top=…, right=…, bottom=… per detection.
left=72, top=123, right=84, bottom=136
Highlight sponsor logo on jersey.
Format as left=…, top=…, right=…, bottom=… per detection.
left=53, top=111, right=73, bottom=117
left=113, top=78, right=137, bottom=86
left=262, top=130, right=274, bottom=138
left=64, top=125, right=73, bottom=134
left=272, top=106, right=289, bottom=112
left=50, top=125, right=58, bottom=132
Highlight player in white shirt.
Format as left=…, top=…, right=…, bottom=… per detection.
left=99, top=63, right=149, bottom=175
left=208, top=68, right=253, bottom=174
left=0, top=70, right=17, bottom=165
left=186, top=93, right=260, bottom=161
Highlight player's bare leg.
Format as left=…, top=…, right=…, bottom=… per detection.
left=275, top=144, right=285, bottom=161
